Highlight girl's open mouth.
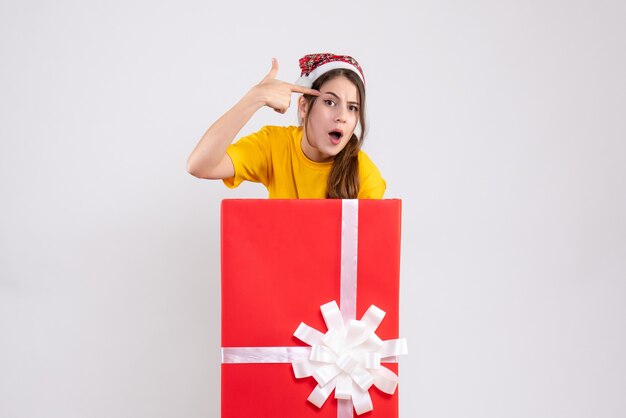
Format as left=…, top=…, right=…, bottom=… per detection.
left=329, top=130, right=343, bottom=144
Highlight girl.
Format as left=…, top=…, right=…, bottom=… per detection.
left=187, top=53, right=386, bottom=199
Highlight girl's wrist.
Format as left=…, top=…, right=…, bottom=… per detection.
left=244, top=85, right=269, bottom=110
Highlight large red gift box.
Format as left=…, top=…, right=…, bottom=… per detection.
left=221, top=199, right=403, bottom=417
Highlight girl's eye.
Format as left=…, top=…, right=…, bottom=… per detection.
left=324, top=99, right=335, bottom=106
left=349, top=105, right=359, bottom=112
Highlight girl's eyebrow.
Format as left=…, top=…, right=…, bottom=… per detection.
left=322, top=91, right=359, bottom=106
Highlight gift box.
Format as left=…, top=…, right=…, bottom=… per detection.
left=221, top=199, right=405, bottom=417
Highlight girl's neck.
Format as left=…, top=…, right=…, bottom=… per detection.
left=300, top=129, right=334, bottom=163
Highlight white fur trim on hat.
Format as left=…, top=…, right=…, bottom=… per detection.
left=295, top=61, right=366, bottom=88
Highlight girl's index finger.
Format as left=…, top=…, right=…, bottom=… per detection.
left=290, top=84, right=321, bottom=96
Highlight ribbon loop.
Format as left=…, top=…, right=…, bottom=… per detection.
left=322, top=329, right=344, bottom=354
left=310, top=344, right=337, bottom=363
left=350, top=366, right=375, bottom=391
left=352, top=386, right=374, bottom=415
left=344, top=320, right=367, bottom=349
left=380, top=338, right=409, bottom=358
left=292, top=359, right=315, bottom=378
left=336, top=353, right=359, bottom=373
left=313, top=364, right=341, bottom=386
left=335, top=375, right=353, bottom=400
left=321, top=301, right=347, bottom=335
left=308, top=379, right=336, bottom=408
left=362, top=304, right=385, bottom=331
left=373, top=366, right=399, bottom=395
left=362, top=352, right=381, bottom=369
left=294, top=323, right=325, bottom=346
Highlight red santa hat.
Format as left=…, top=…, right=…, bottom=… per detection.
left=295, top=53, right=365, bottom=88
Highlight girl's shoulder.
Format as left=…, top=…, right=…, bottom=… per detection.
left=357, top=150, right=386, bottom=198
left=357, top=149, right=378, bottom=168
left=259, top=125, right=301, bottom=137
left=357, top=149, right=385, bottom=181
left=260, top=125, right=303, bottom=150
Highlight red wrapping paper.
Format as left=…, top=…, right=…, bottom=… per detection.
left=221, top=199, right=402, bottom=417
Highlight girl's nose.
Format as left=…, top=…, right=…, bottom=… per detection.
left=335, top=108, right=347, bottom=123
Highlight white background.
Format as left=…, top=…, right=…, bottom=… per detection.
left=1, top=1, right=625, bottom=417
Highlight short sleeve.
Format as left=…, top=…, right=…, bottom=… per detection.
left=357, top=151, right=386, bottom=199
left=223, top=127, right=272, bottom=189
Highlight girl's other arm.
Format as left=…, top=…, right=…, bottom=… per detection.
left=186, top=59, right=319, bottom=179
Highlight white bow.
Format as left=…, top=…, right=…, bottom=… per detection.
left=292, top=301, right=408, bottom=415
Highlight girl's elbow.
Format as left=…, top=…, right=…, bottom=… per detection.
left=187, top=160, right=224, bottom=180
left=187, top=155, right=233, bottom=180
left=186, top=159, right=207, bottom=178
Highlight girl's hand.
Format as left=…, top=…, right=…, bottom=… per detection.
left=252, top=58, right=320, bottom=114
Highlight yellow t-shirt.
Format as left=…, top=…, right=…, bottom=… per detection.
left=223, top=125, right=386, bottom=199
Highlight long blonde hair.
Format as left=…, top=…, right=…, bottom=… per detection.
left=301, top=69, right=366, bottom=199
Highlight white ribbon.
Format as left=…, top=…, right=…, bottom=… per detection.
left=221, top=346, right=311, bottom=363
left=221, top=200, right=408, bottom=417
left=292, top=300, right=408, bottom=415
left=340, top=199, right=359, bottom=323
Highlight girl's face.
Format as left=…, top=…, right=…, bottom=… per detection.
left=299, top=75, right=360, bottom=163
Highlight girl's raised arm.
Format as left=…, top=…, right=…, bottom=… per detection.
left=186, top=58, right=319, bottom=179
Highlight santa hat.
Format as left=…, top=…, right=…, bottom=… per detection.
left=295, top=53, right=365, bottom=88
